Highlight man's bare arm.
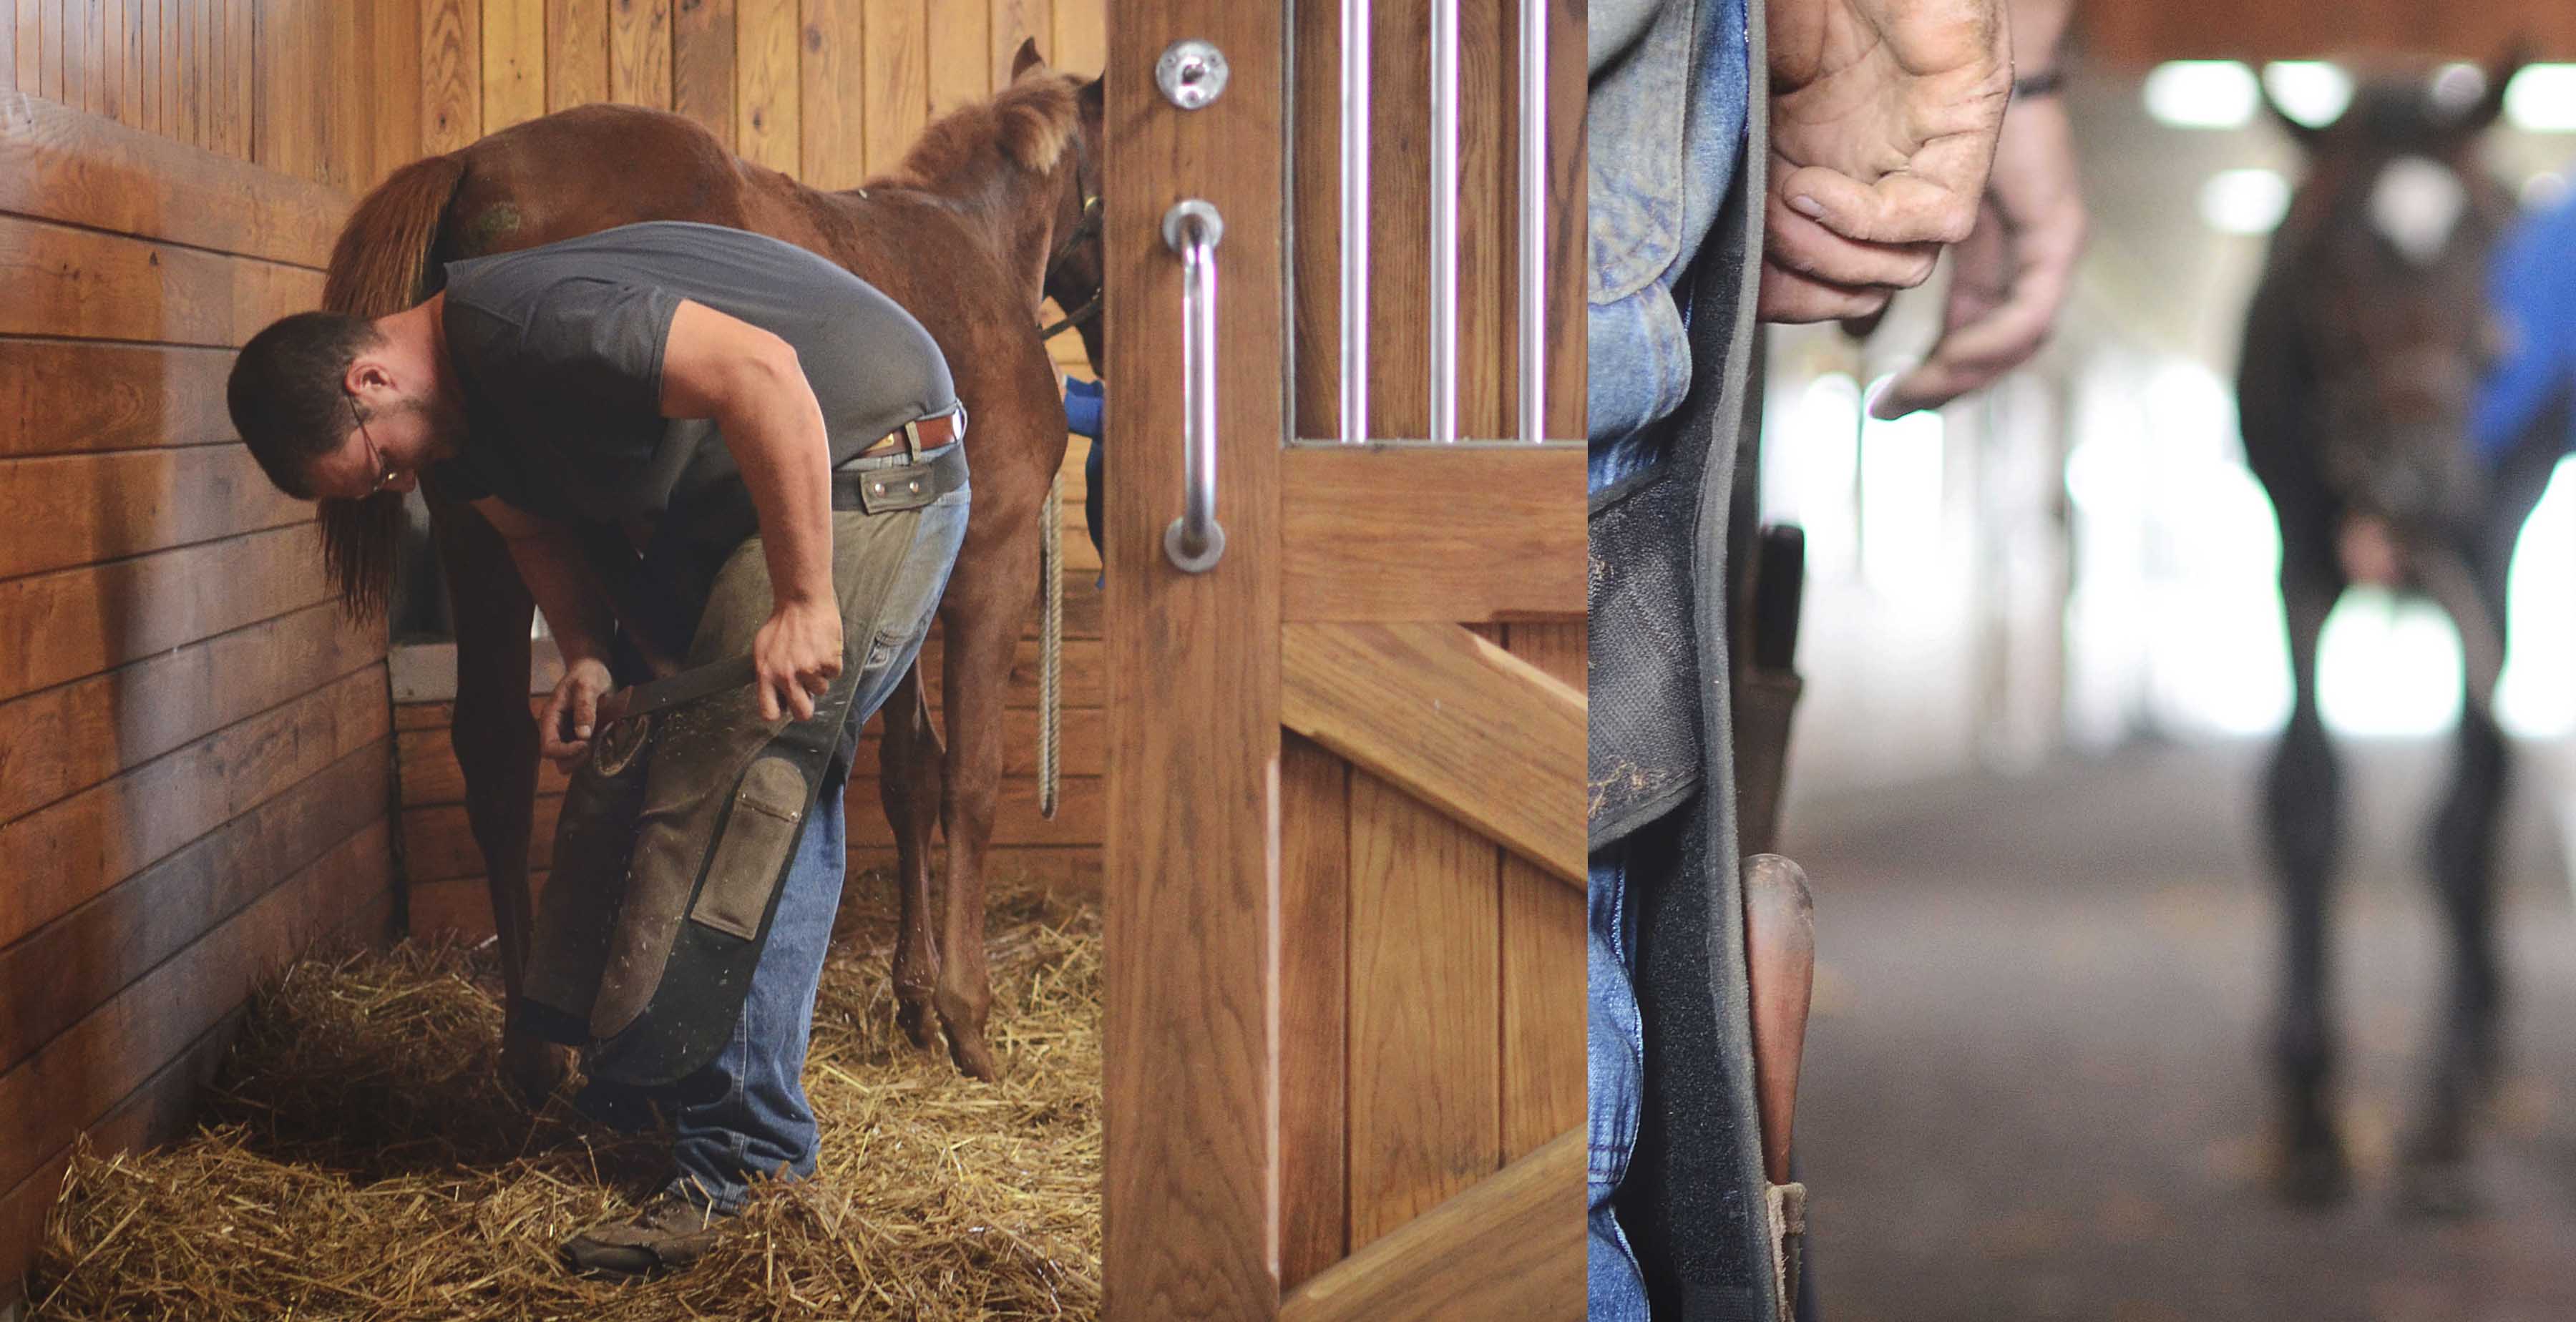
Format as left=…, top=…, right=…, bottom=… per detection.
left=473, top=496, right=620, bottom=763
left=657, top=299, right=841, bottom=724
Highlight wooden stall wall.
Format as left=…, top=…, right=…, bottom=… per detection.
left=398, top=0, right=1113, bottom=940
left=0, top=0, right=425, bottom=1294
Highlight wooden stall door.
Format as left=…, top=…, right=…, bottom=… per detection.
left=1103, top=1, right=1586, bottom=1317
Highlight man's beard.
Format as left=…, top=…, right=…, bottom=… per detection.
left=394, top=393, right=469, bottom=461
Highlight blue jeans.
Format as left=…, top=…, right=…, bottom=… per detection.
left=662, top=464, right=970, bottom=1212
left=668, top=746, right=852, bottom=1208
left=1590, top=844, right=1651, bottom=1320
left=1588, top=0, right=1750, bottom=454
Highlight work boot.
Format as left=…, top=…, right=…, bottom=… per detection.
left=560, top=1191, right=736, bottom=1280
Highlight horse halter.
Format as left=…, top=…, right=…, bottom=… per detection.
left=1038, top=191, right=1103, bottom=342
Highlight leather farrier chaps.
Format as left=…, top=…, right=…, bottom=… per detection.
left=514, top=441, right=966, bottom=1088
left=1586, top=0, right=1802, bottom=1311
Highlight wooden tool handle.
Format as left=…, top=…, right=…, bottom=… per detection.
left=1745, top=853, right=1815, bottom=1186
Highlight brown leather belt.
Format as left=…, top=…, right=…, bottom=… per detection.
left=852, top=406, right=965, bottom=459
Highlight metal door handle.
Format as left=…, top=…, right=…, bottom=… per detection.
left=1163, top=199, right=1226, bottom=573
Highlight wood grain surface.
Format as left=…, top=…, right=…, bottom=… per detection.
left=1102, top=0, right=1284, bottom=1311
left=1282, top=620, right=1584, bottom=884
left=1279, top=446, right=1584, bottom=622
left=1281, top=1129, right=1584, bottom=1322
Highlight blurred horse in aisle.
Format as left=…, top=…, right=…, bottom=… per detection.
left=2237, top=50, right=2561, bottom=1213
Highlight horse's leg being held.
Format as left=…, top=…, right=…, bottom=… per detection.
left=2268, top=570, right=2348, bottom=1205
left=428, top=498, right=569, bottom=1105
left=878, top=662, right=947, bottom=1050
left=934, top=587, right=1019, bottom=1082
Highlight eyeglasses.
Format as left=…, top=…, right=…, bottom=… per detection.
left=346, top=389, right=399, bottom=497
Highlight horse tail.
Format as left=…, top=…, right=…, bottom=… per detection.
left=316, top=152, right=469, bottom=619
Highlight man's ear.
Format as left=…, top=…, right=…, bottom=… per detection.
left=346, top=358, right=381, bottom=396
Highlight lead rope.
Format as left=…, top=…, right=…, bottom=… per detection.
left=1038, top=467, right=1064, bottom=819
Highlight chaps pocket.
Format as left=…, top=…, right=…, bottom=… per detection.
left=688, top=756, right=811, bottom=941
left=1588, top=466, right=1705, bottom=849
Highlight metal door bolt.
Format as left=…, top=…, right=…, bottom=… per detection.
left=1156, top=39, right=1228, bottom=110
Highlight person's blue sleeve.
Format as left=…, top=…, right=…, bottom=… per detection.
left=1066, top=376, right=1106, bottom=574
left=1064, top=376, right=1104, bottom=440
left=2472, top=192, right=2576, bottom=466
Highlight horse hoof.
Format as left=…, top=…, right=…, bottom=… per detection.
left=2396, top=1155, right=2482, bottom=1219
left=502, top=1032, right=570, bottom=1107
left=896, top=999, right=937, bottom=1052
left=946, top=1026, right=1002, bottom=1082
left=2271, top=1128, right=2351, bottom=1208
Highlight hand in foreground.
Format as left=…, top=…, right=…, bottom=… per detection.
left=540, top=657, right=614, bottom=770
left=1871, top=83, right=2087, bottom=417
left=754, top=595, right=844, bottom=723
left=1760, top=0, right=2013, bottom=323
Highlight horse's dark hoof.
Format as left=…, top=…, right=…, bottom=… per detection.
left=2272, top=1138, right=2353, bottom=1208
left=2396, top=1099, right=2482, bottom=1218
left=2396, top=1155, right=2482, bottom=1218
left=502, top=1030, right=570, bottom=1107
left=2272, top=1087, right=2351, bottom=1208
left=895, top=997, right=937, bottom=1052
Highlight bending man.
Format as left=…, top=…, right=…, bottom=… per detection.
left=226, top=220, right=971, bottom=1279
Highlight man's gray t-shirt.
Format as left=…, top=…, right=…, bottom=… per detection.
left=424, top=220, right=957, bottom=525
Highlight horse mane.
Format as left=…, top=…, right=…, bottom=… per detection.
left=888, top=74, right=1081, bottom=187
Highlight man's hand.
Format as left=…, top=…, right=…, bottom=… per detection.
left=540, top=656, right=615, bottom=768
left=753, top=595, right=844, bottom=723
left=1872, top=84, right=2087, bottom=417
left=1761, top=0, right=2013, bottom=323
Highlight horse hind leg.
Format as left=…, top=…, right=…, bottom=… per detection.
left=2268, top=574, right=2349, bottom=1205
left=932, top=579, right=1022, bottom=1083
left=878, top=662, right=947, bottom=1050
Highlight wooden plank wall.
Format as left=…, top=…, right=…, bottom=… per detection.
left=0, top=0, right=426, bottom=1294
left=397, top=0, right=1111, bottom=937
left=1279, top=0, right=1588, bottom=1289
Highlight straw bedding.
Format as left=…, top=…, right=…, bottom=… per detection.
left=29, top=878, right=1103, bottom=1321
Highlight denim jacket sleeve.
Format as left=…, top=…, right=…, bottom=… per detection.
left=1587, top=0, right=1751, bottom=449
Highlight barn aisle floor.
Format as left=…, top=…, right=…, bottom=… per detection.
left=1791, top=738, right=2576, bottom=1322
